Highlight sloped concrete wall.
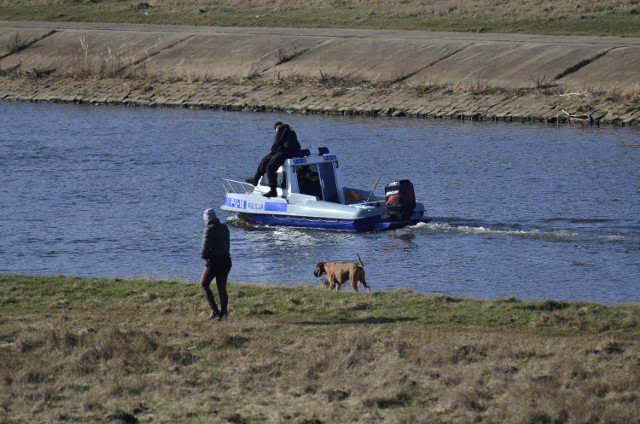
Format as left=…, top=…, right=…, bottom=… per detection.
left=1, top=21, right=639, bottom=125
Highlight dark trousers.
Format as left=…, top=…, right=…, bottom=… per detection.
left=199, top=254, right=232, bottom=315
left=254, top=151, right=288, bottom=189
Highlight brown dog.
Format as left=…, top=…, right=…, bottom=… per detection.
left=313, top=254, right=370, bottom=292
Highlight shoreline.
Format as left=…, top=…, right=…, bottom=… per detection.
left=1, top=21, right=639, bottom=126
left=1, top=75, right=637, bottom=126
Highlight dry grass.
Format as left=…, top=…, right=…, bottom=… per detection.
left=1, top=0, right=639, bottom=36
left=0, top=35, right=634, bottom=107
left=0, top=60, right=56, bottom=79
left=468, top=79, right=492, bottom=96
left=604, top=84, right=640, bottom=105
left=1, top=274, right=639, bottom=423
left=1, top=1, right=638, bottom=100
left=72, top=37, right=124, bottom=80
left=625, top=84, right=640, bottom=104
left=531, top=73, right=564, bottom=96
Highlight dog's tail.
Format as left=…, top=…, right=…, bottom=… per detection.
left=357, top=253, right=364, bottom=267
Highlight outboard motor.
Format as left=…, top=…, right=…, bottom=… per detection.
left=385, top=180, right=417, bottom=221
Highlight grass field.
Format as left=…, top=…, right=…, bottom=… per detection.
left=1, top=0, right=639, bottom=37
left=1, top=3, right=639, bottom=421
left=1, top=274, right=639, bottom=422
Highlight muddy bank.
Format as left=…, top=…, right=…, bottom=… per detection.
left=1, top=21, right=639, bottom=125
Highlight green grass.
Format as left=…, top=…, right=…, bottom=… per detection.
left=3, top=274, right=638, bottom=334
left=1, top=0, right=639, bottom=37
left=1, top=274, right=639, bottom=422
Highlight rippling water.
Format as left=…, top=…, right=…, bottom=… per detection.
left=1, top=101, right=638, bottom=303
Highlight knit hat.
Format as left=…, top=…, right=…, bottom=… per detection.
left=203, top=208, right=217, bottom=222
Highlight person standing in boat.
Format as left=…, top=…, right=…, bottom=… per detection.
left=199, top=208, right=232, bottom=321
left=246, top=121, right=300, bottom=197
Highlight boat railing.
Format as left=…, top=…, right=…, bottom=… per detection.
left=221, top=178, right=255, bottom=194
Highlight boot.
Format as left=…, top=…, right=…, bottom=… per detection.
left=263, top=188, right=278, bottom=197
left=207, top=309, right=222, bottom=321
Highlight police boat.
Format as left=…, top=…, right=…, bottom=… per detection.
left=220, top=147, right=428, bottom=232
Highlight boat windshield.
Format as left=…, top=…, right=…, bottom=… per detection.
left=318, top=162, right=340, bottom=203
left=295, top=162, right=340, bottom=203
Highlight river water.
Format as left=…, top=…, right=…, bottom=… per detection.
left=1, top=101, right=639, bottom=304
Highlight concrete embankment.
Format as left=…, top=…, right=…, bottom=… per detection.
left=1, top=21, right=639, bottom=125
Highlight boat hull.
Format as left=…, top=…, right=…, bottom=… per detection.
left=222, top=192, right=426, bottom=232
left=224, top=199, right=426, bottom=232
left=237, top=212, right=426, bottom=232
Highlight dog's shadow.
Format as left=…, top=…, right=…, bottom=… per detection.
left=298, top=316, right=417, bottom=326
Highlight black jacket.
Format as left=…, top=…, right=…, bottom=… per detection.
left=201, top=221, right=230, bottom=260
left=270, top=124, right=300, bottom=156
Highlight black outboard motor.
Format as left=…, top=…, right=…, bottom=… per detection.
left=385, top=180, right=417, bottom=221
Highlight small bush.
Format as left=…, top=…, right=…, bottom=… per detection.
left=469, top=79, right=491, bottom=95
left=7, top=32, right=27, bottom=54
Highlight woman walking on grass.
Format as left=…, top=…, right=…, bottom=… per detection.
left=199, top=208, right=232, bottom=321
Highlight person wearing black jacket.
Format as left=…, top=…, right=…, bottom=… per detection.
left=199, top=208, right=232, bottom=321
left=246, top=121, right=300, bottom=197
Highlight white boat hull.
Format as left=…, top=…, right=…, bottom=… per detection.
left=222, top=192, right=426, bottom=232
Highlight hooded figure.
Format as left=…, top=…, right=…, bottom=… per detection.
left=198, top=208, right=232, bottom=321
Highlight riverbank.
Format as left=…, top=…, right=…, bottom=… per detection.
left=1, top=274, right=639, bottom=422
left=1, top=21, right=639, bottom=126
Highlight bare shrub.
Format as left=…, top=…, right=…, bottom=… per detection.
left=469, top=79, right=491, bottom=95
left=410, top=76, right=440, bottom=95
left=3, top=54, right=58, bottom=79
left=275, top=44, right=300, bottom=65
left=532, top=73, right=562, bottom=95
left=7, top=32, right=28, bottom=54
left=246, top=60, right=264, bottom=80
left=276, top=72, right=312, bottom=89
left=372, top=81, right=392, bottom=95
left=318, top=65, right=357, bottom=87
left=441, top=82, right=461, bottom=94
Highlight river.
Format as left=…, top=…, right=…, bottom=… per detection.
left=1, top=101, right=638, bottom=304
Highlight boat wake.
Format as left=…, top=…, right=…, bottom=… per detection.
left=226, top=215, right=357, bottom=244
left=228, top=214, right=637, bottom=247
left=407, top=217, right=638, bottom=245
left=417, top=222, right=578, bottom=241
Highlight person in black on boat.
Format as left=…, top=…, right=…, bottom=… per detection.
left=246, top=121, right=300, bottom=197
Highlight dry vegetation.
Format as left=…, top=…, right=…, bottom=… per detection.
left=1, top=1, right=639, bottom=107
left=3, top=30, right=640, bottom=106
left=1, top=0, right=639, bottom=36
left=1, top=274, right=639, bottom=423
